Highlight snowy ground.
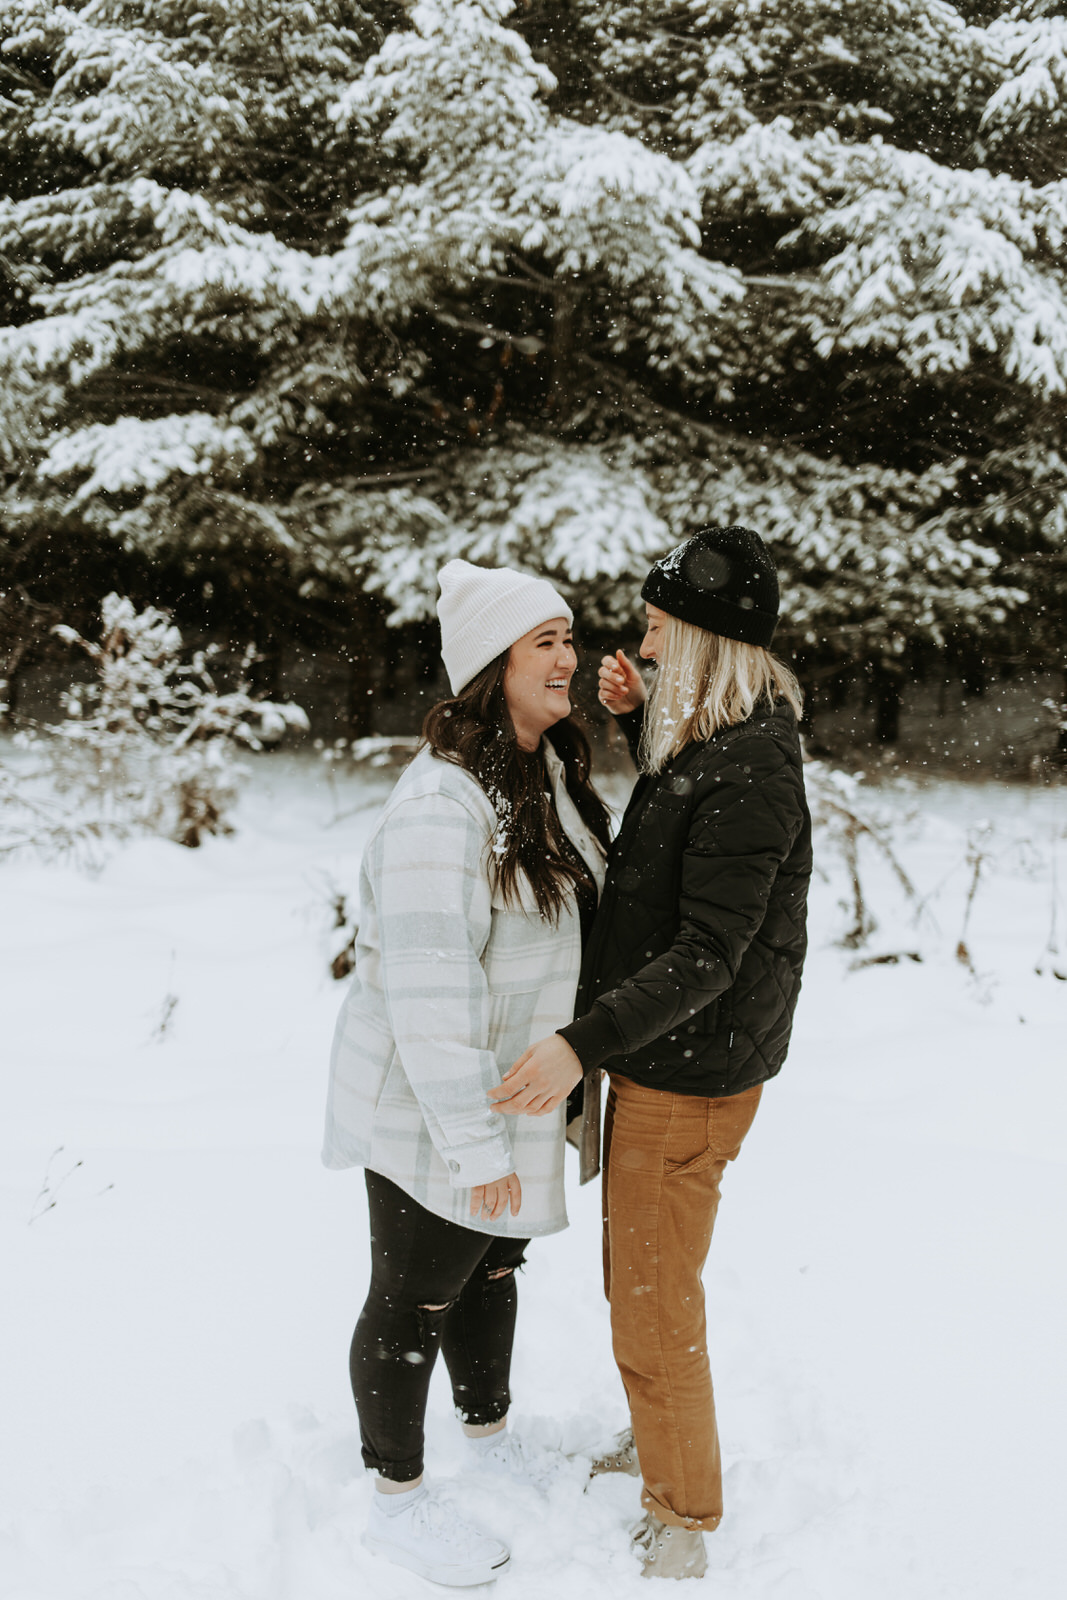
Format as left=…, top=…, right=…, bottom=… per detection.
left=1, top=753, right=1065, bottom=1600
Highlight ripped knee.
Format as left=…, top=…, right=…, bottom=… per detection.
left=482, top=1254, right=525, bottom=1294
left=413, top=1298, right=455, bottom=1347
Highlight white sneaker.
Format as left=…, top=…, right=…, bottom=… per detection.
left=362, top=1487, right=511, bottom=1587
left=464, top=1429, right=562, bottom=1489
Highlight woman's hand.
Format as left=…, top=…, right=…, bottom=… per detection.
left=470, top=1173, right=522, bottom=1220
left=598, top=649, right=646, bottom=716
left=488, top=1037, right=583, bottom=1117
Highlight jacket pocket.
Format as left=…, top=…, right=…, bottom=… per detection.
left=660, top=997, right=719, bottom=1062
left=662, top=1084, right=761, bottom=1176
left=691, top=996, right=720, bottom=1036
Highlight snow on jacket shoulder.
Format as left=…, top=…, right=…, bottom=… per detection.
left=322, top=743, right=604, bottom=1237
left=559, top=702, right=811, bottom=1098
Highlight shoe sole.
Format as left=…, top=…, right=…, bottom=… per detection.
left=362, top=1530, right=511, bottom=1587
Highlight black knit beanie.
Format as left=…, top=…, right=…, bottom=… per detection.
left=641, top=525, right=779, bottom=647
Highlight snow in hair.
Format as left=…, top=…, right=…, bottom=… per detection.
left=640, top=615, right=804, bottom=773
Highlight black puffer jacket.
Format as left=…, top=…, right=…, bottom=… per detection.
left=559, top=701, right=811, bottom=1098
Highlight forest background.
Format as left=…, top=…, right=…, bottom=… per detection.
left=2, top=0, right=1067, bottom=766
left=3, top=13, right=1066, bottom=1596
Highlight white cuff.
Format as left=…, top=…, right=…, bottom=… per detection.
left=441, top=1134, right=515, bottom=1189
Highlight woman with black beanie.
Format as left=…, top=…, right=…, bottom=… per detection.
left=489, top=526, right=812, bottom=1580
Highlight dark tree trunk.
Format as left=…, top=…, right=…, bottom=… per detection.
left=960, top=649, right=987, bottom=699
left=381, top=624, right=403, bottom=702
left=406, top=620, right=444, bottom=721
left=343, top=597, right=384, bottom=739
left=827, top=669, right=852, bottom=710
left=0, top=646, right=25, bottom=724
left=798, top=688, right=816, bottom=742
left=798, top=664, right=848, bottom=753
left=0, top=588, right=60, bottom=725
left=249, top=621, right=283, bottom=699
left=549, top=281, right=578, bottom=414
left=413, top=622, right=441, bottom=686
left=871, top=663, right=903, bottom=744
left=345, top=643, right=374, bottom=739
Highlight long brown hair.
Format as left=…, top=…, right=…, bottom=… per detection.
left=422, top=653, right=612, bottom=922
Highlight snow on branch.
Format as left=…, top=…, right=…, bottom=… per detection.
left=691, top=119, right=1067, bottom=395
left=40, top=415, right=258, bottom=500
left=983, top=14, right=1067, bottom=135
left=328, top=0, right=744, bottom=367
left=0, top=181, right=246, bottom=270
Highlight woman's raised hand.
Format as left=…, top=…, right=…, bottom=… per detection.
left=469, top=1173, right=522, bottom=1220
left=488, top=1036, right=583, bottom=1117
left=598, top=649, right=646, bottom=715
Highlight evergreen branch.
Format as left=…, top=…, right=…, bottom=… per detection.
left=496, top=255, right=561, bottom=293
left=434, top=309, right=545, bottom=355
left=0, top=61, right=50, bottom=94
left=992, top=480, right=1067, bottom=512
left=597, top=79, right=672, bottom=115
left=742, top=275, right=817, bottom=291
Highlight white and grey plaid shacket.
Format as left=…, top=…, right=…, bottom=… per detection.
left=322, top=741, right=605, bottom=1237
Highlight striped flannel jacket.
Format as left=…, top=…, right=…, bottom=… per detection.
left=323, top=742, right=605, bottom=1236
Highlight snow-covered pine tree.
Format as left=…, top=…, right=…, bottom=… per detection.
left=0, top=0, right=1063, bottom=743
left=0, top=0, right=407, bottom=723
left=545, top=0, right=1067, bottom=728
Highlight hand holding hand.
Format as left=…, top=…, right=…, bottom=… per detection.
left=488, top=1036, right=583, bottom=1116
left=598, top=649, right=646, bottom=716
left=470, top=1172, right=522, bottom=1220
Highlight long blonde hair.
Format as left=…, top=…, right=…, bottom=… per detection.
left=640, top=614, right=804, bottom=773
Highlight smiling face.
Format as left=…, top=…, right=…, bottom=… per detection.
left=503, top=617, right=577, bottom=751
left=640, top=602, right=667, bottom=662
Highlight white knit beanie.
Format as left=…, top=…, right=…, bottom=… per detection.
left=437, top=560, right=573, bottom=694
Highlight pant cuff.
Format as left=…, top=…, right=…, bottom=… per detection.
left=362, top=1447, right=424, bottom=1483
left=453, top=1398, right=510, bottom=1427
left=641, top=1484, right=722, bottom=1534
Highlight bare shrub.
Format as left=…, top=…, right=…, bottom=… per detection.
left=0, top=595, right=308, bottom=857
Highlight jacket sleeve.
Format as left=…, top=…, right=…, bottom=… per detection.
left=559, top=735, right=806, bottom=1070
left=369, top=790, right=515, bottom=1188
left=614, top=704, right=645, bottom=764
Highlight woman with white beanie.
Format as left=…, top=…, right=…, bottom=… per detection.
left=323, top=560, right=610, bottom=1587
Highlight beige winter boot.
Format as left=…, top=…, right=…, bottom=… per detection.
left=631, top=1511, right=707, bottom=1580
left=588, top=1428, right=641, bottom=1478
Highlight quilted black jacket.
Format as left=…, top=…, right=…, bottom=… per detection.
left=559, top=700, right=811, bottom=1097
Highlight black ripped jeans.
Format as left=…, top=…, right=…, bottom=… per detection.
left=351, top=1170, right=530, bottom=1482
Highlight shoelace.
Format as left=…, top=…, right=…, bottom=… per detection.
left=486, top=1435, right=528, bottom=1469
left=407, top=1494, right=489, bottom=1552
left=631, top=1515, right=664, bottom=1555
left=633, top=1519, right=651, bottom=1547
left=476, top=1433, right=558, bottom=1486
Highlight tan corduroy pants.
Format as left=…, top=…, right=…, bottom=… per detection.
left=602, top=1074, right=763, bottom=1532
